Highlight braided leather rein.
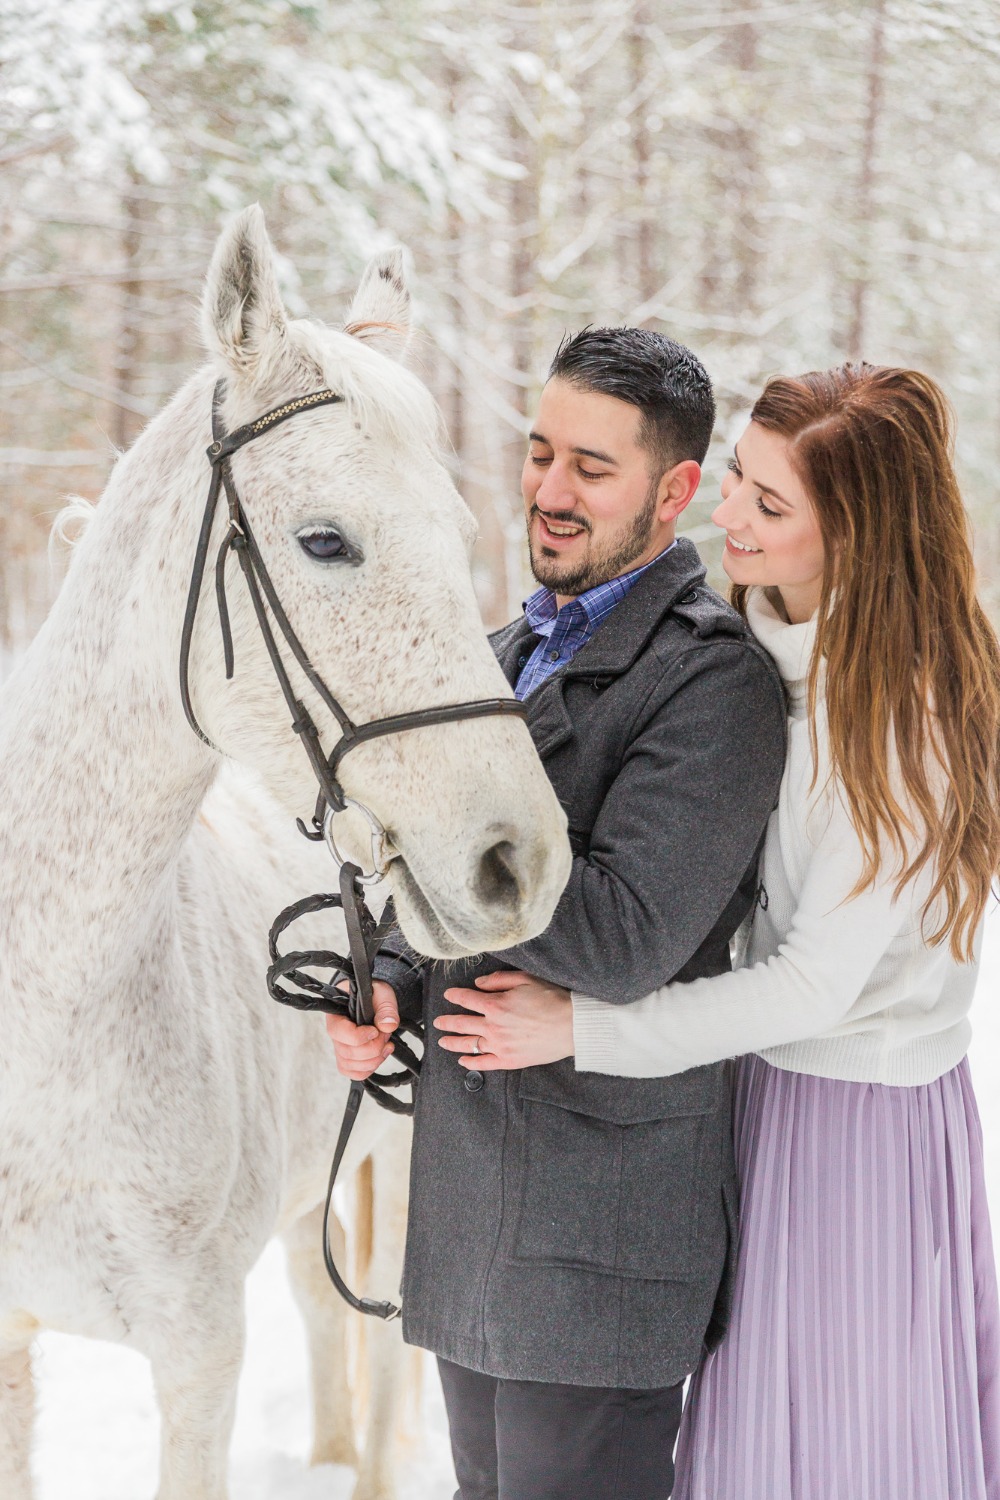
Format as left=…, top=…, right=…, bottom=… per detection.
left=178, top=379, right=528, bottom=1318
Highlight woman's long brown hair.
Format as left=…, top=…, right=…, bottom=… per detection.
left=731, top=363, right=1000, bottom=961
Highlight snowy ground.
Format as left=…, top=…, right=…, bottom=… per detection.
left=32, top=1238, right=458, bottom=1500
left=33, top=908, right=1000, bottom=1499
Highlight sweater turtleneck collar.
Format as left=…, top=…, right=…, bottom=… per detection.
left=745, top=587, right=819, bottom=718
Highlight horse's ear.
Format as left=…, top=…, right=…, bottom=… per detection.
left=201, top=205, right=289, bottom=378
left=344, top=249, right=411, bottom=359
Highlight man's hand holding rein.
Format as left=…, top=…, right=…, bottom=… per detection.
left=325, top=979, right=400, bottom=1080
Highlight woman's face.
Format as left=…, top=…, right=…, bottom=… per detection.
left=713, top=422, right=826, bottom=624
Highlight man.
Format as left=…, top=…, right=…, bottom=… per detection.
left=328, top=327, right=786, bottom=1499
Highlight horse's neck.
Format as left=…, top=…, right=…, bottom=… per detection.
left=0, top=384, right=219, bottom=993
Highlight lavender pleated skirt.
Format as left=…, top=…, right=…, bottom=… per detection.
left=672, top=1054, right=1000, bottom=1500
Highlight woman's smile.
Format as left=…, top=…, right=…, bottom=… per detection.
left=713, top=422, right=826, bottom=623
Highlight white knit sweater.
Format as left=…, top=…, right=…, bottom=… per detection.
left=572, top=588, right=979, bottom=1087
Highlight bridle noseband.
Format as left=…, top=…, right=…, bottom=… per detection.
left=179, top=379, right=528, bottom=1318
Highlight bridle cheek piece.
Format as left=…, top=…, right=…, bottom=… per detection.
left=179, top=379, right=528, bottom=1319
left=179, top=380, right=526, bottom=841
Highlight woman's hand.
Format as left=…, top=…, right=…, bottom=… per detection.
left=434, top=970, right=575, bottom=1070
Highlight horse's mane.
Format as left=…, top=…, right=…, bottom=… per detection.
left=49, top=493, right=98, bottom=560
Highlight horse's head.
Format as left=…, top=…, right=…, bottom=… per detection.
left=187, top=206, right=569, bottom=958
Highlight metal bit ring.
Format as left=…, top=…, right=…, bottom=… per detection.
left=323, top=798, right=395, bottom=885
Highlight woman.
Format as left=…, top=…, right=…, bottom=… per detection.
left=435, top=364, right=1000, bottom=1499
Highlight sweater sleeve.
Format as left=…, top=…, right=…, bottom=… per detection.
left=572, top=788, right=922, bottom=1076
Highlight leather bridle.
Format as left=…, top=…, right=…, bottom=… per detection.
left=180, top=379, right=526, bottom=841
left=179, top=379, right=527, bottom=1318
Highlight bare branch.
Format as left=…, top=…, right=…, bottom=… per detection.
left=0, top=267, right=202, bottom=296
left=0, top=133, right=73, bottom=168
left=0, top=448, right=110, bottom=468
left=0, top=329, right=156, bottom=417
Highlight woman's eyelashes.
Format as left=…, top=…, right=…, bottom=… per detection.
left=728, top=456, right=781, bottom=519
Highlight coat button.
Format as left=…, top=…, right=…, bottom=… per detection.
left=464, top=1070, right=484, bottom=1092
left=678, top=588, right=699, bottom=605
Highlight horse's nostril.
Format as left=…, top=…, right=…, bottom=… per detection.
left=475, top=839, right=522, bottom=910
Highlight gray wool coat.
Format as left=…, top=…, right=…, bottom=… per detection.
left=374, top=540, right=786, bottom=1389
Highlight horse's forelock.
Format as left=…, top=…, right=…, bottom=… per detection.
left=287, top=319, right=447, bottom=462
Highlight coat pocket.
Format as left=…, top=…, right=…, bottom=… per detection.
left=512, top=1063, right=725, bottom=1282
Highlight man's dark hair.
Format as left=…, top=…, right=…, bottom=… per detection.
left=548, top=326, right=716, bottom=475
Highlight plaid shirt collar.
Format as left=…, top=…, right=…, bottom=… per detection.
left=516, top=544, right=675, bottom=700
left=523, top=545, right=672, bottom=638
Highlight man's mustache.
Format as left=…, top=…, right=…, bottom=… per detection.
left=529, top=504, right=593, bottom=535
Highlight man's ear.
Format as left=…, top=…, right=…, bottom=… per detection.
left=658, top=459, right=702, bottom=522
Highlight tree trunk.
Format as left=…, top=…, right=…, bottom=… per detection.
left=111, top=179, right=145, bottom=451
left=847, top=0, right=887, bottom=361
left=731, top=2, right=761, bottom=318
left=629, top=0, right=657, bottom=312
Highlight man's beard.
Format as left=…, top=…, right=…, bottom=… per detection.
left=527, top=479, right=660, bottom=596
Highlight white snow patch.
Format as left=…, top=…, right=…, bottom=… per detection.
left=34, top=1239, right=457, bottom=1498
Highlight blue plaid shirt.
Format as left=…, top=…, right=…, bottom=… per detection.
left=515, top=545, right=675, bottom=700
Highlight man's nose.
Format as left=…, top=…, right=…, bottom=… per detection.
left=535, top=461, right=573, bottom=508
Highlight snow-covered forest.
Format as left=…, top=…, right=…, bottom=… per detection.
left=5, top=6, right=1000, bottom=1493
left=2, top=0, right=1000, bottom=639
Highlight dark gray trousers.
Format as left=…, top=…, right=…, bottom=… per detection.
left=437, top=1356, right=683, bottom=1500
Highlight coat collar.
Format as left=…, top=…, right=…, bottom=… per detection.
left=491, top=615, right=537, bottom=688
left=556, top=538, right=705, bottom=677
left=490, top=540, right=707, bottom=759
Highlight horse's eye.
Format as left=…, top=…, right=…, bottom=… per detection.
left=297, top=529, right=357, bottom=562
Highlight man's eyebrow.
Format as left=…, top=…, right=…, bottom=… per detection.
left=528, top=431, right=619, bottom=467
left=573, top=445, right=618, bottom=466
left=734, top=442, right=790, bottom=505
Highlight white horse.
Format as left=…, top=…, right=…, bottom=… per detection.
left=0, top=206, right=570, bottom=1500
